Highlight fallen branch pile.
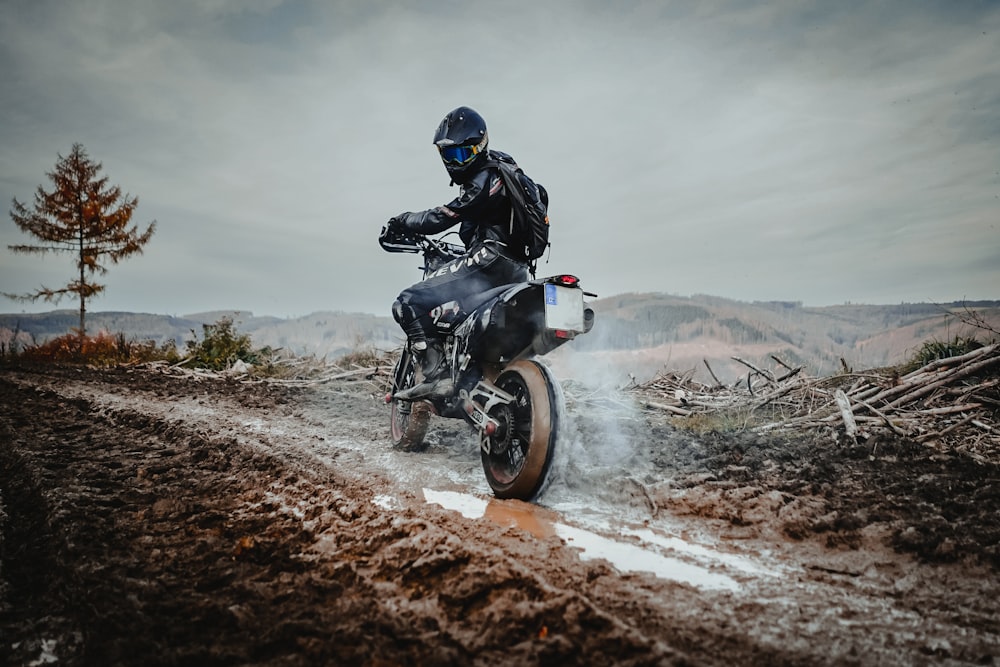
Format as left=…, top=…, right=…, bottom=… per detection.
left=252, top=355, right=394, bottom=389
left=138, top=350, right=397, bottom=391
left=628, top=344, right=1000, bottom=465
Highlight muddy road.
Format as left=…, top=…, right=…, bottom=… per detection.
left=1, top=364, right=998, bottom=666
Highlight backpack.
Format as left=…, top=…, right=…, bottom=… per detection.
left=488, top=154, right=550, bottom=268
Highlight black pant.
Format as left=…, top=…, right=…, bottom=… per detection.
left=394, top=241, right=529, bottom=342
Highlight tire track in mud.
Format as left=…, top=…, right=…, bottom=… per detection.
left=0, top=370, right=697, bottom=665
left=1, top=375, right=330, bottom=664
left=3, top=366, right=999, bottom=666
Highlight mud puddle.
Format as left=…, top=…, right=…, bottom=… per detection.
left=419, top=488, right=751, bottom=591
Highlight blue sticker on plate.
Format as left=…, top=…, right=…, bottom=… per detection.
left=545, top=283, right=558, bottom=306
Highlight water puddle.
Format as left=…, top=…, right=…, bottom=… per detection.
left=553, top=523, right=739, bottom=590
left=622, top=526, right=780, bottom=577
left=421, top=488, right=740, bottom=591
left=421, top=489, right=488, bottom=518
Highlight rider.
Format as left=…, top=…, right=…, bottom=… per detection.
left=387, top=106, right=534, bottom=400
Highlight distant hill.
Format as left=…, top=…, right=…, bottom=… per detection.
left=0, top=311, right=203, bottom=349
left=555, top=293, right=1000, bottom=383
left=0, top=309, right=402, bottom=360
left=2, top=295, right=997, bottom=383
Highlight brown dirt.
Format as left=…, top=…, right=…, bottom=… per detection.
left=1, top=363, right=998, bottom=666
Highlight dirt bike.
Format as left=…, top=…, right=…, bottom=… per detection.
left=379, top=225, right=595, bottom=501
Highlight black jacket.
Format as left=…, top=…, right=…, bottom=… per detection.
left=399, top=150, right=520, bottom=253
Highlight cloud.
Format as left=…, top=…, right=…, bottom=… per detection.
left=1, top=0, right=998, bottom=319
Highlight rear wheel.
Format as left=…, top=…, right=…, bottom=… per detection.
left=481, top=360, right=559, bottom=500
left=389, top=351, right=431, bottom=452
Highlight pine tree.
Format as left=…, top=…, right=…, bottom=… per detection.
left=6, top=143, right=157, bottom=334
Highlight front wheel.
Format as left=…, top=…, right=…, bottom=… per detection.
left=481, top=360, right=560, bottom=500
left=388, top=350, right=431, bottom=452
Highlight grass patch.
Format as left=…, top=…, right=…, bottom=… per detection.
left=902, top=336, right=984, bottom=373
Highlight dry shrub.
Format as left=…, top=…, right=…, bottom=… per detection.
left=20, top=330, right=179, bottom=366
left=335, top=344, right=397, bottom=369
left=183, top=317, right=263, bottom=370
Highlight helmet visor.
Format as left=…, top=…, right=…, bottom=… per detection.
left=438, top=143, right=481, bottom=166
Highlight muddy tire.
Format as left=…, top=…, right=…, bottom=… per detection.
left=389, top=351, right=431, bottom=452
left=390, top=401, right=431, bottom=452
left=481, top=360, right=559, bottom=500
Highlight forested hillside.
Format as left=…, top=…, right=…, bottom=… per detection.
left=564, top=294, right=1000, bottom=383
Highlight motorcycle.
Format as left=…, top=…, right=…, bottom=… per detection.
left=379, top=225, right=595, bottom=501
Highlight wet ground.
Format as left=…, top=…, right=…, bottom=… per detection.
left=1, top=363, right=998, bottom=665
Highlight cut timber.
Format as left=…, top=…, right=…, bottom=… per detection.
left=834, top=389, right=858, bottom=439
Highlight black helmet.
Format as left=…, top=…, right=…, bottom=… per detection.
left=433, top=106, right=488, bottom=183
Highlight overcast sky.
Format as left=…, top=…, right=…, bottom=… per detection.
left=1, top=0, right=997, bottom=318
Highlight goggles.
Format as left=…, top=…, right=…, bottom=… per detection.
left=438, top=142, right=482, bottom=166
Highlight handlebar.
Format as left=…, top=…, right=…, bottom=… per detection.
left=379, top=225, right=465, bottom=260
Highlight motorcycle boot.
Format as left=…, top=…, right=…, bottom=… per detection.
left=395, top=339, right=454, bottom=401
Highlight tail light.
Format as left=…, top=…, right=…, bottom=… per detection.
left=552, top=275, right=579, bottom=287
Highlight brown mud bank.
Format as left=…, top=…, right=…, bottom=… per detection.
left=0, top=364, right=998, bottom=665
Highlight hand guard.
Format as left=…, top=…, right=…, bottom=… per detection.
left=379, top=217, right=421, bottom=254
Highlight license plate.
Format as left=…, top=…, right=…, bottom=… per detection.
left=544, top=284, right=585, bottom=332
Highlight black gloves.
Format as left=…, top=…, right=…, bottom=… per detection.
left=388, top=215, right=409, bottom=232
